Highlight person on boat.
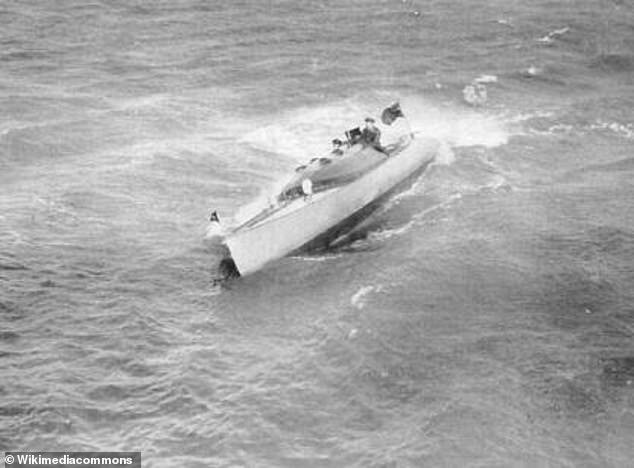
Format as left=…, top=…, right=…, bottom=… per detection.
left=301, top=178, right=313, bottom=201
left=361, top=117, right=385, bottom=152
left=330, top=138, right=345, bottom=156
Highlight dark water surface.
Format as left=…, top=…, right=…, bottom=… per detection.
left=1, top=1, right=633, bottom=466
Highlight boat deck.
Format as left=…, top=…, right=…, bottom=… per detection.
left=232, top=136, right=411, bottom=233
left=235, top=188, right=338, bottom=231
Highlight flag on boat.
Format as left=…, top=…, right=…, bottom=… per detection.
left=381, top=102, right=404, bottom=125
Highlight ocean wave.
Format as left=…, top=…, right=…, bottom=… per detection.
left=365, top=220, right=416, bottom=243
left=350, top=285, right=382, bottom=310
left=382, top=179, right=426, bottom=209
left=0, top=120, right=31, bottom=137
left=463, top=82, right=488, bottom=107
left=474, top=75, right=498, bottom=84
left=506, top=110, right=557, bottom=123
left=527, top=119, right=633, bottom=140
left=536, top=26, right=570, bottom=45
left=590, top=53, right=634, bottom=73
left=528, top=123, right=575, bottom=136
left=589, top=120, right=634, bottom=139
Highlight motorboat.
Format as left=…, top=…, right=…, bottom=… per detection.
left=213, top=104, right=439, bottom=276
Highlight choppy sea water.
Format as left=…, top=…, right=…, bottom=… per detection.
left=1, top=1, right=633, bottom=466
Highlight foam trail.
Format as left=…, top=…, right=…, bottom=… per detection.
left=355, top=190, right=466, bottom=247
left=403, top=97, right=510, bottom=148
left=240, top=101, right=374, bottom=162
left=432, top=141, right=456, bottom=166
left=241, top=96, right=510, bottom=167
left=366, top=220, right=416, bottom=242
left=292, top=253, right=343, bottom=262
left=589, top=120, right=634, bottom=140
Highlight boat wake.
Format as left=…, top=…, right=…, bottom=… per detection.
left=242, top=95, right=511, bottom=160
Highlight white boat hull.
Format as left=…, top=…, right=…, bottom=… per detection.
left=225, top=137, right=439, bottom=275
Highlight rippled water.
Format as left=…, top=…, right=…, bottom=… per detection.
left=1, top=1, right=633, bottom=467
